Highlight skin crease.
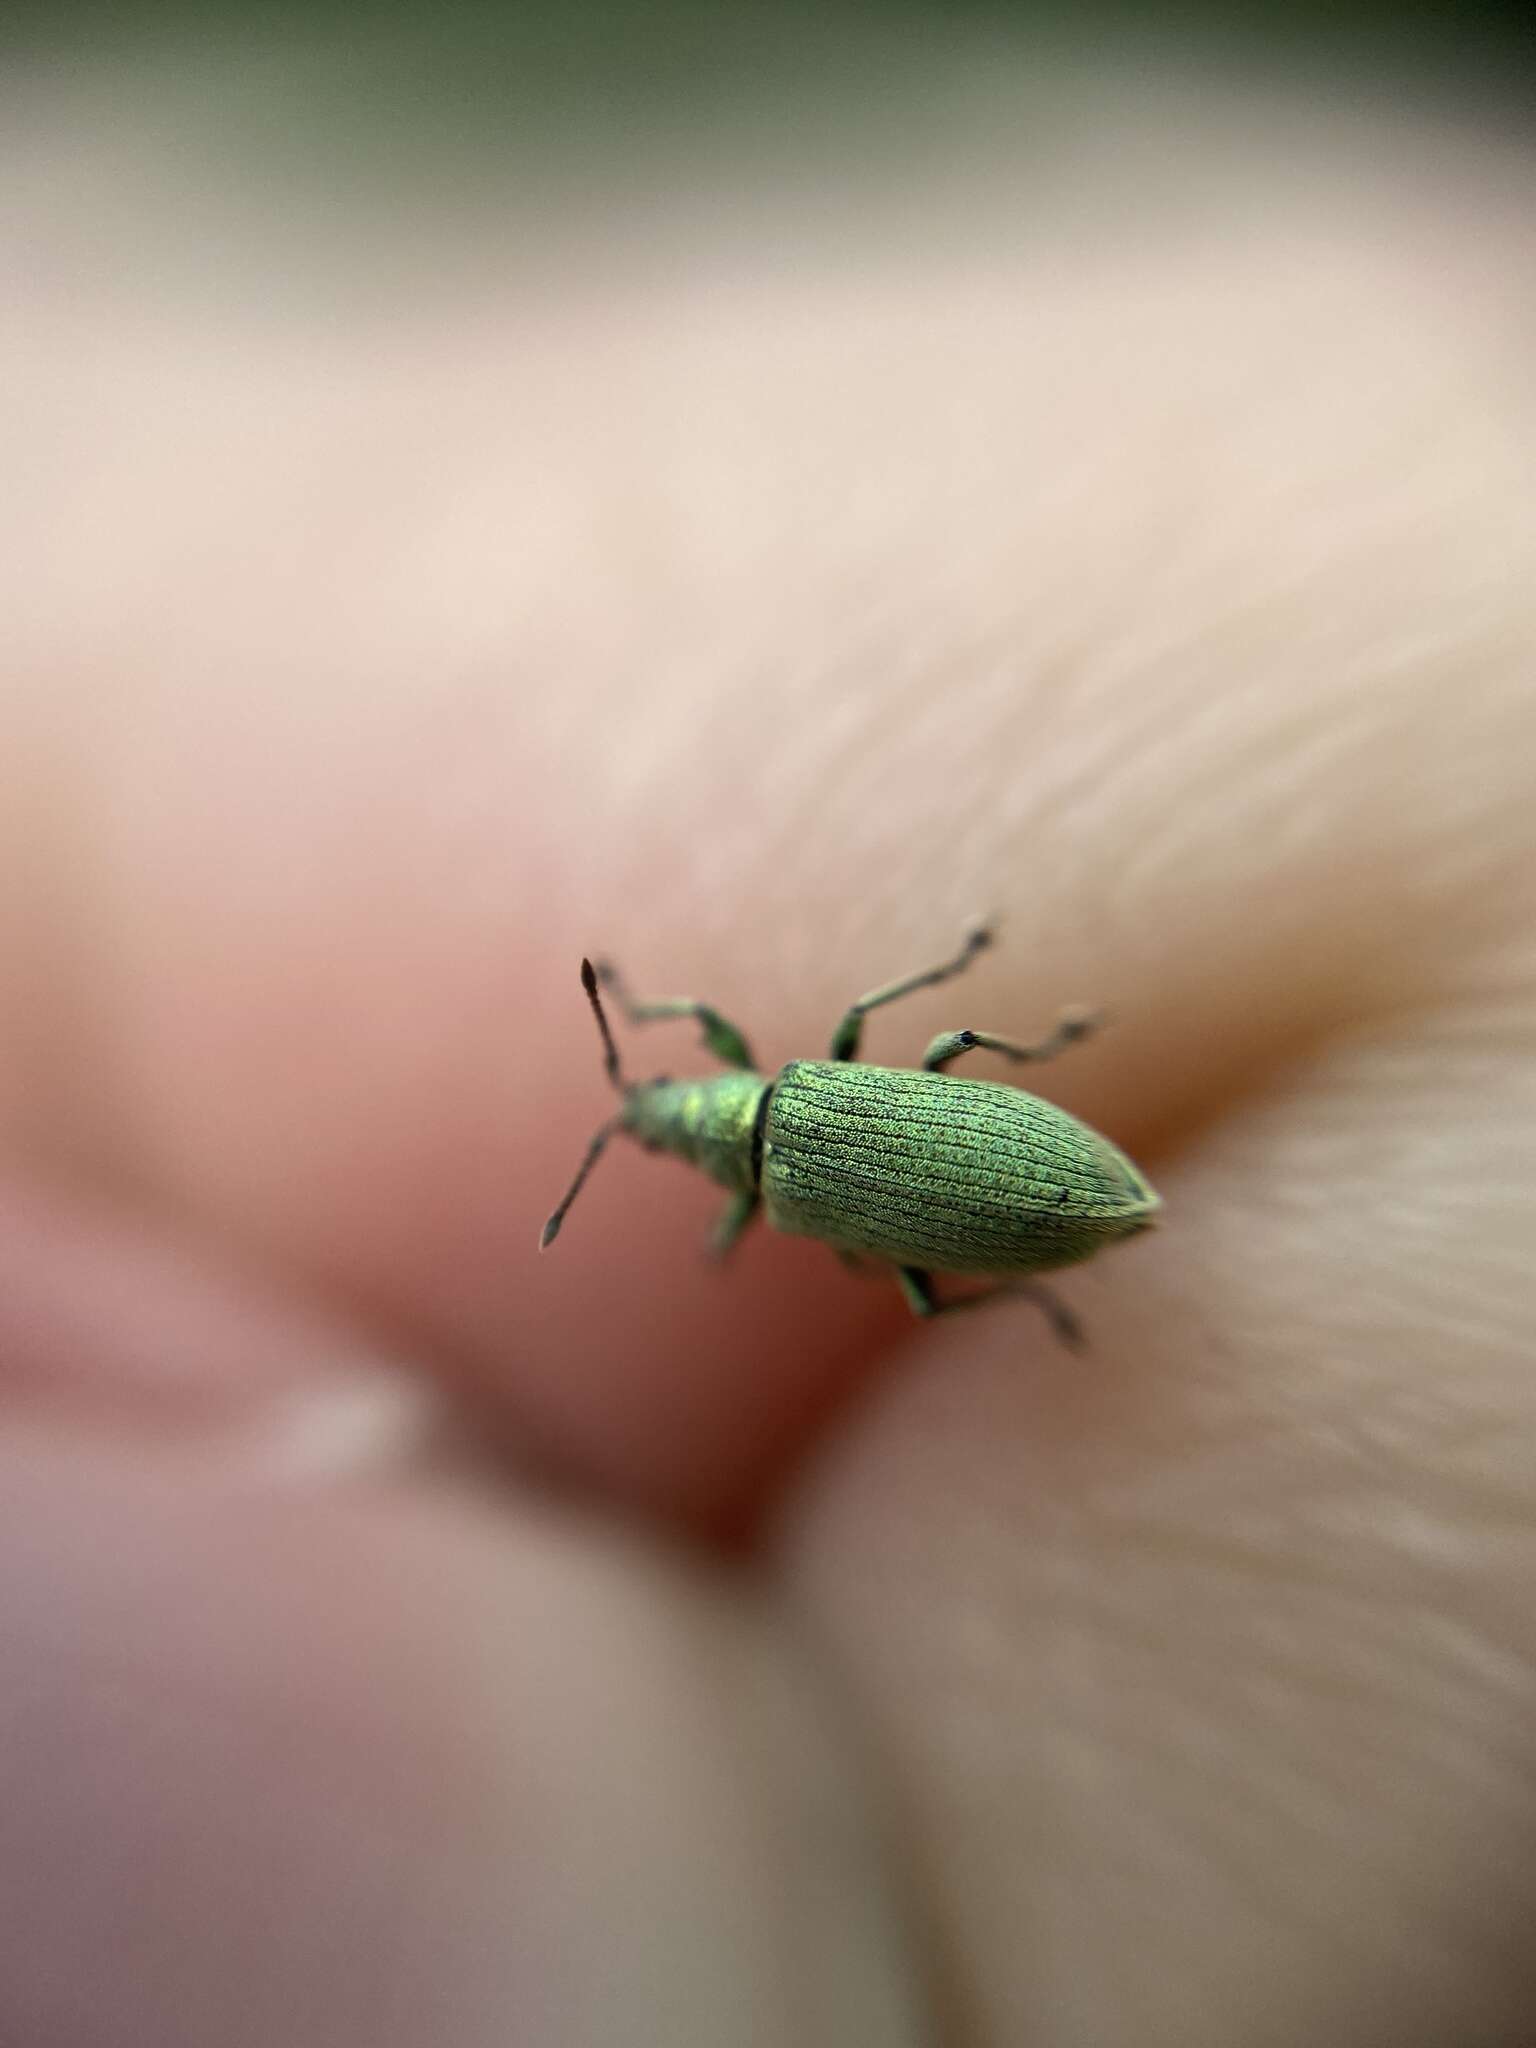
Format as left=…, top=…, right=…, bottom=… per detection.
left=3, top=54, right=1536, bottom=2048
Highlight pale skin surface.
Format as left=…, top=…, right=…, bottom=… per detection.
left=3, top=61, right=1536, bottom=2048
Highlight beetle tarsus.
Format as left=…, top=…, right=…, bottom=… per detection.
left=922, top=1011, right=1102, bottom=1074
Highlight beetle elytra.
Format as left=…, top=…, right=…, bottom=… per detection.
left=540, top=924, right=1159, bottom=1346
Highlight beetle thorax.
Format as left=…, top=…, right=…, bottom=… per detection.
left=621, top=1072, right=768, bottom=1193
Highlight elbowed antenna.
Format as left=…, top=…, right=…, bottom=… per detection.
left=539, top=959, right=630, bottom=1250
left=581, top=956, right=628, bottom=1093
left=539, top=1115, right=619, bottom=1249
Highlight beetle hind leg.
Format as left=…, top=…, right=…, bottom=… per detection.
left=896, top=1265, right=1084, bottom=1352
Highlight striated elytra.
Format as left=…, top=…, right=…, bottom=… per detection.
left=541, top=923, right=1159, bottom=1347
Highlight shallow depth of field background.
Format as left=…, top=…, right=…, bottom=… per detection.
left=5, top=8, right=1536, bottom=2048
left=3, top=1, right=1534, bottom=1517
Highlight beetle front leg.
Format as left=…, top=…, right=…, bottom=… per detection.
left=593, top=960, right=757, bottom=1070
left=921, top=1008, right=1099, bottom=1074
left=708, top=1189, right=759, bottom=1262
left=830, top=920, right=994, bottom=1062
left=896, top=1265, right=1084, bottom=1351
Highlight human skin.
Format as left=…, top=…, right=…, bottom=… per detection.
left=2, top=63, right=1536, bottom=2048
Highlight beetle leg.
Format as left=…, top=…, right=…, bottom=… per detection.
left=592, top=960, right=757, bottom=1070
left=921, top=1008, right=1100, bottom=1074
left=829, top=920, right=994, bottom=1062
left=895, top=1266, right=939, bottom=1314
left=896, top=1265, right=1084, bottom=1351
left=707, top=1189, right=759, bottom=1262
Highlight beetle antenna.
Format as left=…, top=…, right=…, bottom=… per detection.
left=540, top=1115, right=620, bottom=1249
left=580, top=956, right=628, bottom=1093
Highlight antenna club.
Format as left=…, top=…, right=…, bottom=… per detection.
left=580, top=954, right=626, bottom=1092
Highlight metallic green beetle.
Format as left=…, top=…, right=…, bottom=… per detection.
left=540, top=924, right=1159, bottom=1346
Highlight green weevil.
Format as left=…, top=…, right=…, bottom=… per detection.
left=539, top=923, right=1159, bottom=1346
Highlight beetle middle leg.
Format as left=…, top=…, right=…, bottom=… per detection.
left=897, top=1265, right=1084, bottom=1351
left=708, top=1189, right=759, bottom=1262
left=830, top=920, right=994, bottom=1062
left=593, top=960, right=757, bottom=1070
left=921, top=1008, right=1100, bottom=1074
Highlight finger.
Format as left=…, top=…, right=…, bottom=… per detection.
left=0, top=1422, right=924, bottom=2048
left=778, top=1017, right=1536, bottom=2047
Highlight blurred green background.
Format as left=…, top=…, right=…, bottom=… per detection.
left=0, top=0, right=1528, bottom=302
left=5, top=0, right=1532, bottom=181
